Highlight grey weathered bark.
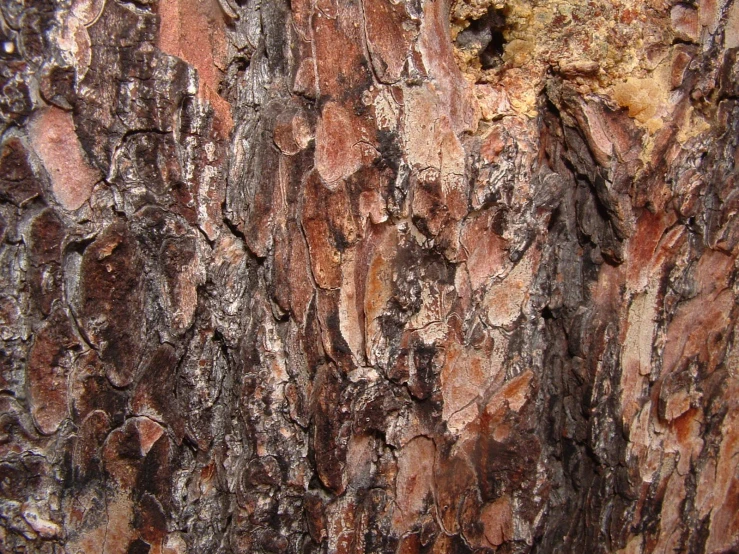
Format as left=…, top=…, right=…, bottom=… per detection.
left=1, top=0, right=739, bottom=552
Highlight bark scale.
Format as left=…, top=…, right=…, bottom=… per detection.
left=1, top=0, right=738, bottom=552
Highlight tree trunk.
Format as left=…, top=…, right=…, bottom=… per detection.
left=1, top=0, right=738, bottom=552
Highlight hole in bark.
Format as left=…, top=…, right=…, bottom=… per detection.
left=452, top=5, right=508, bottom=74
left=481, top=27, right=506, bottom=69
left=127, top=538, right=151, bottom=554
left=232, top=56, right=250, bottom=78
left=541, top=306, right=555, bottom=320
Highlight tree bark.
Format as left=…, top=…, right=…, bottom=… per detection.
left=1, top=0, right=739, bottom=552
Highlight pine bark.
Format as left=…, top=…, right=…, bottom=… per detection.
left=1, top=0, right=738, bottom=552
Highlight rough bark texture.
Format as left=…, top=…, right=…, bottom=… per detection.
left=1, top=0, right=739, bottom=552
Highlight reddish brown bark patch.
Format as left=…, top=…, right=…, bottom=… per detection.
left=157, top=0, right=226, bottom=92
left=77, top=222, right=145, bottom=387
left=302, top=171, right=358, bottom=289
left=132, top=344, right=183, bottom=441
left=157, top=0, right=233, bottom=134
left=27, top=306, right=78, bottom=435
left=0, top=138, right=41, bottom=206
left=364, top=0, right=417, bottom=84
left=392, top=436, right=436, bottom=535
left=28, top=107, right=100, bottom=211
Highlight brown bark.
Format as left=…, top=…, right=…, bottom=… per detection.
left=1, top=0, right=738, bottom=552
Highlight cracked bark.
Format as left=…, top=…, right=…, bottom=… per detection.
left=1, top=0, right=739, bottom=552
